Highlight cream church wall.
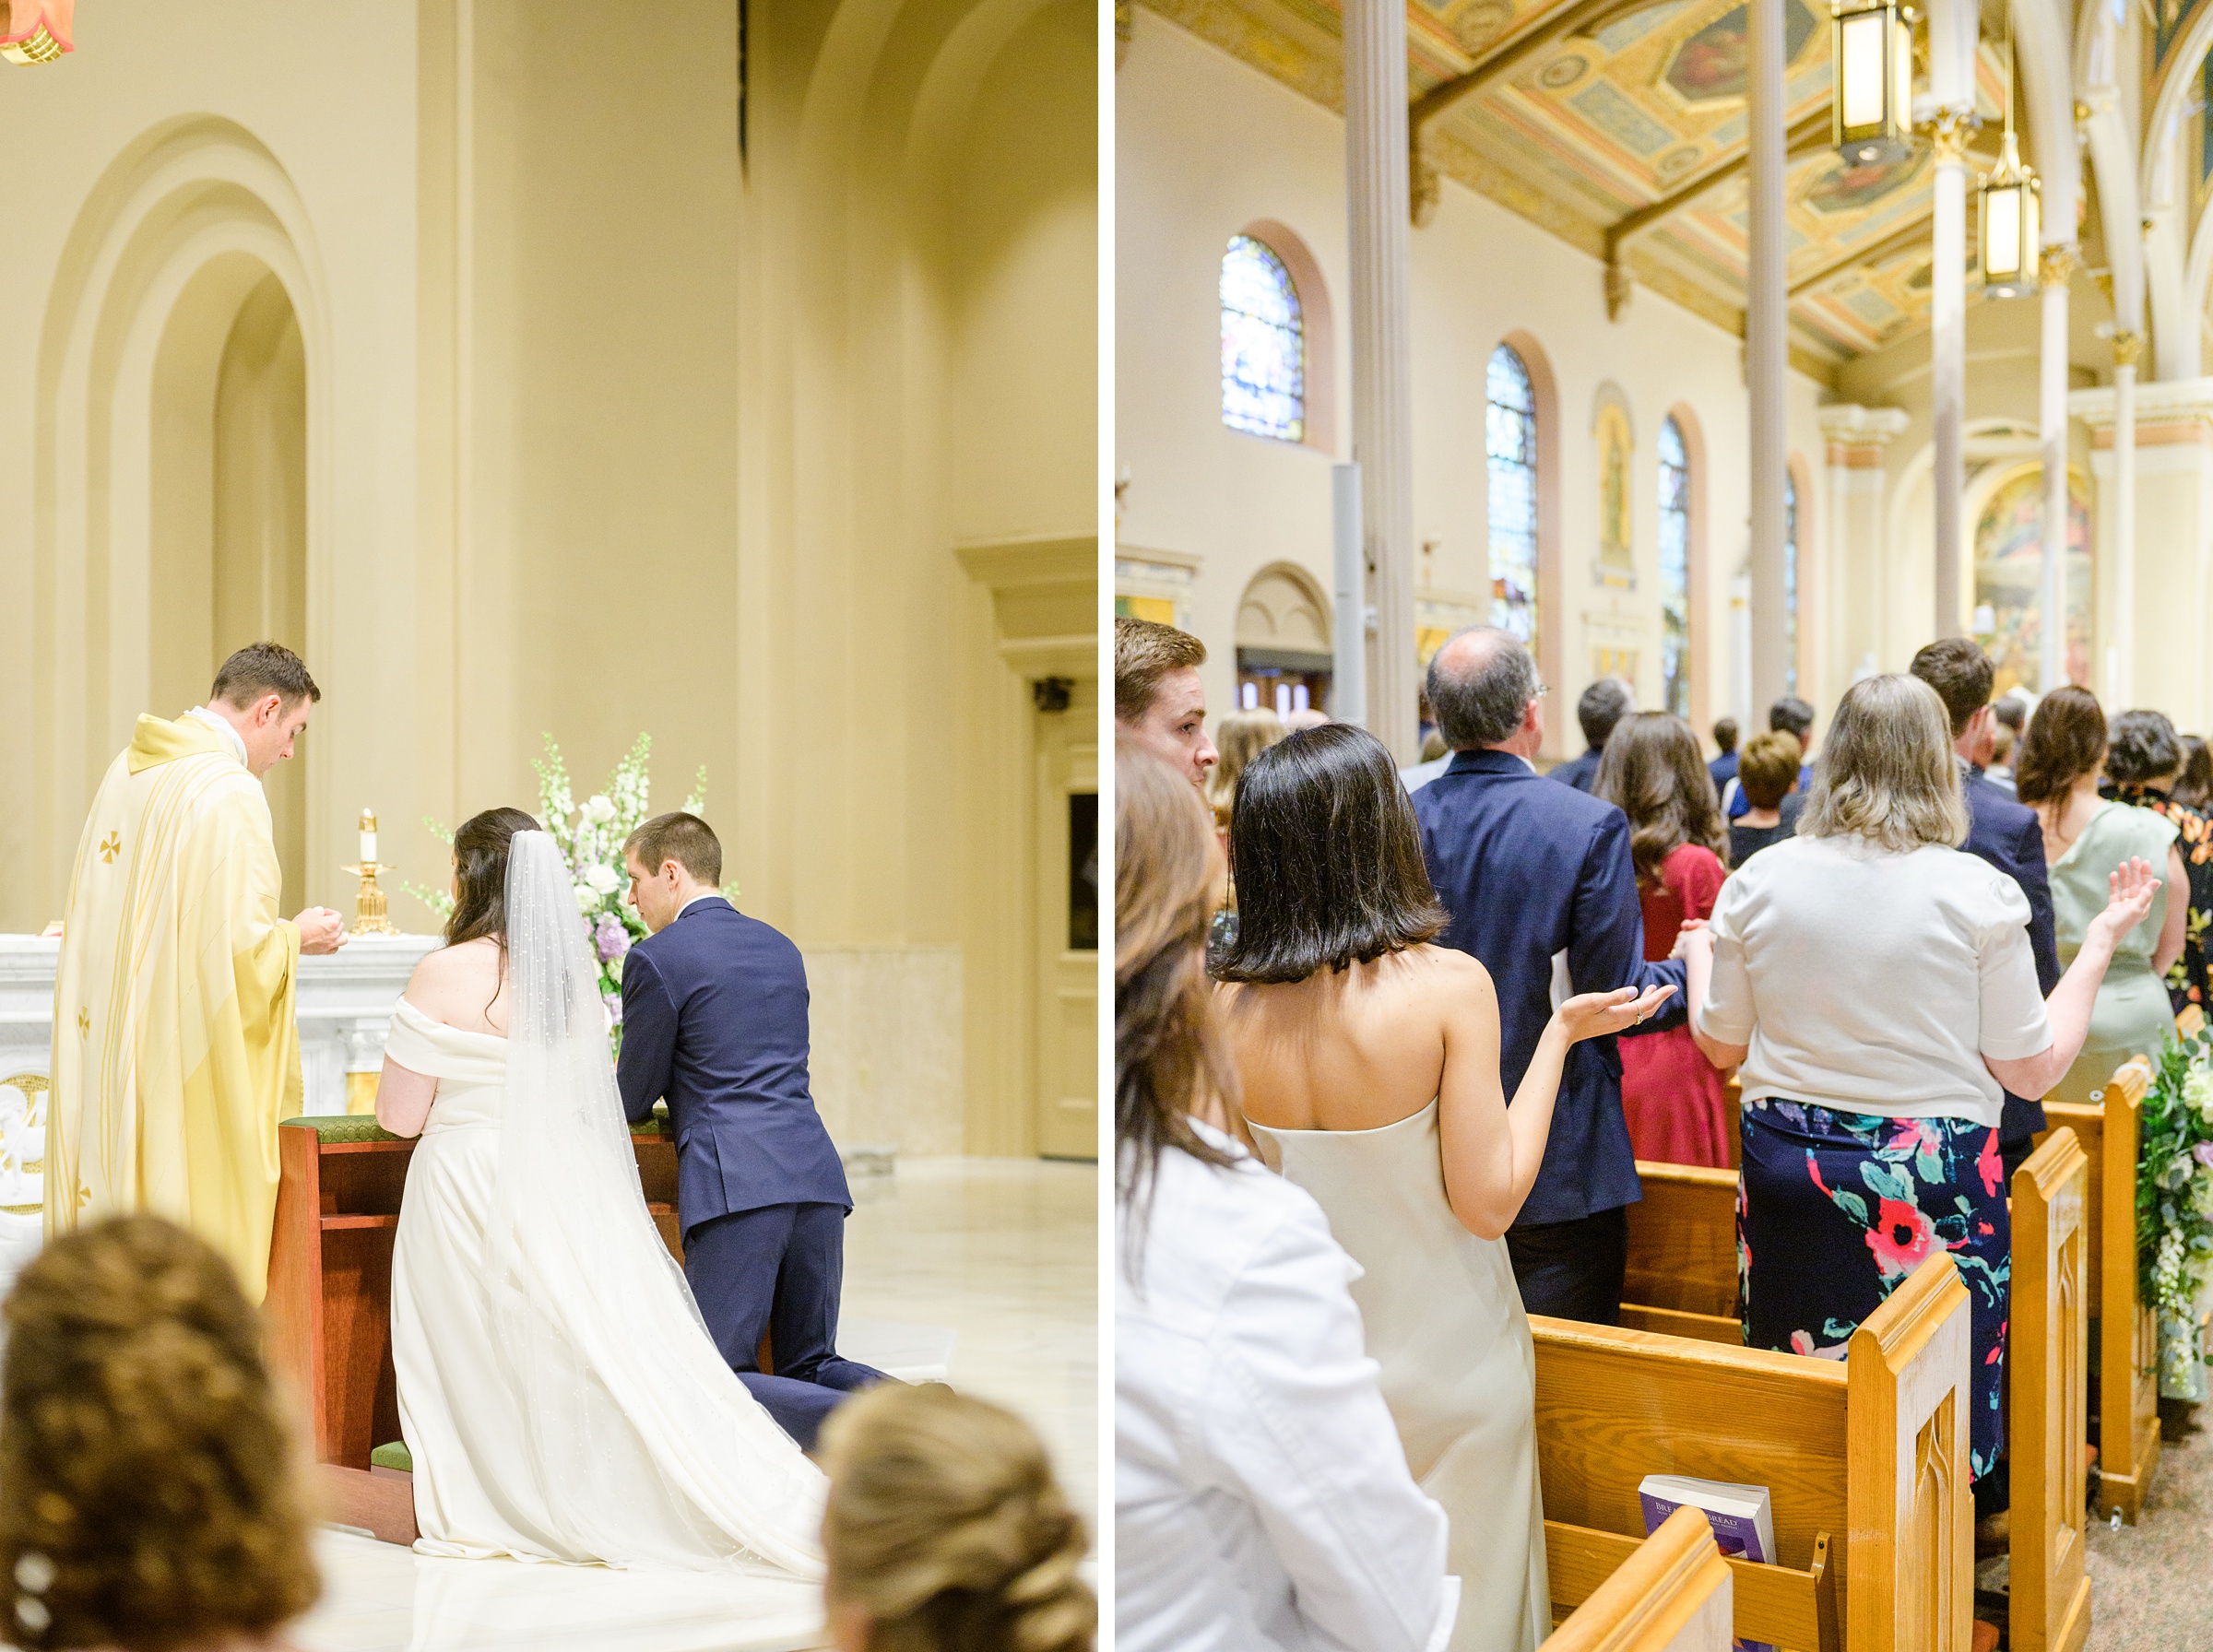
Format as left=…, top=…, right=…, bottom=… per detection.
left=0, top=0, right=1096, bottom=1160
left=1116, top=8, right=1827, bottom=758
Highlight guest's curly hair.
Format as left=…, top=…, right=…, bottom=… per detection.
left=0, top=1217, right=320, bottom=1652
left=821, top=1384, right=1093, bottom=1652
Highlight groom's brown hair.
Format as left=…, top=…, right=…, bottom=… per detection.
left=211, top=642, right=321, bottom=709
left=626, top=811, right=722, bottom=886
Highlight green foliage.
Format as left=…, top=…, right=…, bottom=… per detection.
left=2134, top=1028, right=2213, bottom=1358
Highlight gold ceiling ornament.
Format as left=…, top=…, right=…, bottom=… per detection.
left=1832, top=0, right=1916, bottom=166
left=1925, top=106, right=1973, bottom=165
left=2112, top=330, right=2145, bottom=368
left=1978, top=30, right=2040, bottom=299
left=0, top=0, right=71, bottom=65
left=2036, top=242, right=2077, bottom=290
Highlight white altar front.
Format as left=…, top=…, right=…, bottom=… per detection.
left=0, top=931, right=440, bottom=1217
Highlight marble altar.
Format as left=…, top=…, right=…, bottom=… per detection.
left=0, top=932, right=440, bottom=1262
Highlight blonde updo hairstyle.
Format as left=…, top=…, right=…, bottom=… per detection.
left=820, top=1383, right=1093, bottom=1652
left=0, top=1216, right=320, bottom=1652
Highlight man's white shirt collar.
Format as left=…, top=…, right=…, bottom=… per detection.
left=184, top=706, right=250, bottom=768
left=677, top=892, right=727, bottom=919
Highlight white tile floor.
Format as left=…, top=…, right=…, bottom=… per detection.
left=291, top=1156, right=1098, bottom=1652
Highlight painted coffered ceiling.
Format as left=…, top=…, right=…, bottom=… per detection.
left=1143, top=0, right=2018, bottom=374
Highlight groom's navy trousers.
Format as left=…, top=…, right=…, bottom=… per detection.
left=618, top=895, right=892, bottom=1453
left=684, top=1201, right=884, bottom=1449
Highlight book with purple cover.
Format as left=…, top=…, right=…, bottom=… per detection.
left=1637, top=1475, right=1776, bottom=1652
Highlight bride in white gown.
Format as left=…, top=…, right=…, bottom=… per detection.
left=375, top=812, right=824, bottom=1575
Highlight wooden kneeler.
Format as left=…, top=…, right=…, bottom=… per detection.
left=265, top=1115, right=690, bottom=1545
left=1535, top=1253, right=1973, bottom=1652
left=2036, top=1056, right=2158, bottom=1524
left=1543, top=1505, right=1733, bottom=1652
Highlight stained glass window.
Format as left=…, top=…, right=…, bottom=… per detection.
left=1658, top=417, right=1690, bottom=718
left=1221, top=236, right=1305, bottom=442
left=1783, top=469, right=1800, bottom=698
left=1487, top=345, right=1539, bottom=644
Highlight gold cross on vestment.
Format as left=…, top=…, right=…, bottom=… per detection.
left=76, top=1008, right=89, bottom=1038
left=98, top=832, right=121, bottom=864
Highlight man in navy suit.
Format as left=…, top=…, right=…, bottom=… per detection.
left=616, top=811, right=889, bottom=1449
left=1546, top=677, right=1631, bottom=793
left=1911, top=640, right=2062, bottom=1179
left=1413, top=629, right=1686, bottom=1323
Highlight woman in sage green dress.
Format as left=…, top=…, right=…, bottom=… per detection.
left=2017, top=687, right=2189, bottom=1106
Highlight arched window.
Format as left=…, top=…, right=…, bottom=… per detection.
left=1487, top=345, right=1539, bottom=644
left=1221, top=235, right=1305, bottom=442
left=1657, top=416, right=1690, bottom=718
left=1782, top=469, right=1800, bottom=699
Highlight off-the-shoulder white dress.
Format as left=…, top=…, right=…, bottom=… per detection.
left=385, top=1000, right=825, bottom=1575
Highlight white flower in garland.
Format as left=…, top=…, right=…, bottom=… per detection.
left=583, top=862, right=621, bottom=896
left=582, top=793, right=617, bottom=826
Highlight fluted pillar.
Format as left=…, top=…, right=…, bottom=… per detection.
left=1343, top=0, right=1417, bottom=759
left=1929, top=115, right=1970, bottom=639
left=2110, top=331, right=2140, bottom=707
left=2039, top=246, right=2076, bottom=690
left=1746, top=0, right=1788, bottom=709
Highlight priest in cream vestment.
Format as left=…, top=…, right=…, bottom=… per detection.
left=46, top=644, right=349, bottom=1301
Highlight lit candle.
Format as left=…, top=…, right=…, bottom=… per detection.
left=359, top=809, right=378, bottom=867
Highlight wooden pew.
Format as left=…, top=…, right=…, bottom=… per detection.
left=2035, top=1055, right=2157, bottom=1524
left=264, top=1113, right=684, bottom=1543
left=2008, top=1127, right=2091, bottom=1652
left=1536, top=1253, right=1972, bottom=1652
left=1543, top=1505, right=1732, bottom=1652
left=1619, top=1162, right=1738, bottom=1346
left=1622, top=1134, right=2092, bottom=1650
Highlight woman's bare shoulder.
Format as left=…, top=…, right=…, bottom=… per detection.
left=405, top=938, right=501, bottom=1005
left=1402, top=943, right=1495, bottom=999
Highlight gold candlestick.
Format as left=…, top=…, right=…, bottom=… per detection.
left=340, top=808, right=397, bottom=936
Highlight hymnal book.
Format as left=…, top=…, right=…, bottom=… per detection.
left=1637, top=1475, right=1776, bottom=1652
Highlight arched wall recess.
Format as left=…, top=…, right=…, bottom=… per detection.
left=32, top=115, right=334, bottom=905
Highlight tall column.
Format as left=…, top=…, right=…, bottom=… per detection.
left=1746, top=0, right=1788, bottom=709
left=2038, top=246, right=2076, bottom=690
left=1929, top=115, right=1970, bottom=639
left=1343, top=0, right=1417, bottom=760
left=2110, top=331, right=2140, bottom=707
left=1818, top=404, right=1911, bottom=683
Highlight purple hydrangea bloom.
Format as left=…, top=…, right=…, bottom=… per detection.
left=594, top=913, right=632, bottom=963
left=2194, top=1141, right=2213, bottom=1170
left=603, top=990, right=624, bottom=1028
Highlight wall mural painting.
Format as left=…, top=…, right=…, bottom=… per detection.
left=1971, top=468, right=2093, bottom=698
left=1662, top=0, right=1819, bottom=105
left=1805, top=152, right=1924, bottom=216
left=1596, top=401, right=1634, bottom=580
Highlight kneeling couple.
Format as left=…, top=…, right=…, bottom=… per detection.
left=373, top=808, right=890, bottom=1574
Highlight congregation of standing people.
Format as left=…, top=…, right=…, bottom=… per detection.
left=1113, top=611, right=2180, bottom=1650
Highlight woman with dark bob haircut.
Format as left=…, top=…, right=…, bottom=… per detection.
left=1214, top=723, right=1668, bottom=1652
left=2102, top=707, right=2213, bottom=1015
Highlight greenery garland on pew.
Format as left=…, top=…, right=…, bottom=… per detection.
left=2136, top=1028, right=2213, bottom=1396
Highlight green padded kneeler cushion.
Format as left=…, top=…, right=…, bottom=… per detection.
left=370, top=1440, right=413, bottom=1473
left=278, top=1115, right=404, bottom=1144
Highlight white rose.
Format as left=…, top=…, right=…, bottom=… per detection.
left=582, top=794, right=617, bottom=825
left=584, top=862, right=621, bottom=895
left=574, top=883, right=598, bottom=914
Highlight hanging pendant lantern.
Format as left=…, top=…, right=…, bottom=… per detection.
left=1978, top=37, right=2040, bottom=297
left=1831, top=0, right=1915, bottom=166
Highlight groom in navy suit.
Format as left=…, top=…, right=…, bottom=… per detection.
left=616, top=811, right=890, bottom=1449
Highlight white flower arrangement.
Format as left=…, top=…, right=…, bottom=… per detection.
left=406, top=733, right=718, bottom=1054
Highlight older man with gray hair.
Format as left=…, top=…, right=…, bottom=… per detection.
left=1409, top=627, right=1686, bottom=1323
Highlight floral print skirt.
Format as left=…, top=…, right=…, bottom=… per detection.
left=1738, top=1099, right=2010, bottom=1488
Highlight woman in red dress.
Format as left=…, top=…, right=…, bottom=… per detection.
left=1595, top=713, right=1734, bottom=1166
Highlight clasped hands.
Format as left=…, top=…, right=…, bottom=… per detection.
left=293, top=907, right=349, bottom=955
